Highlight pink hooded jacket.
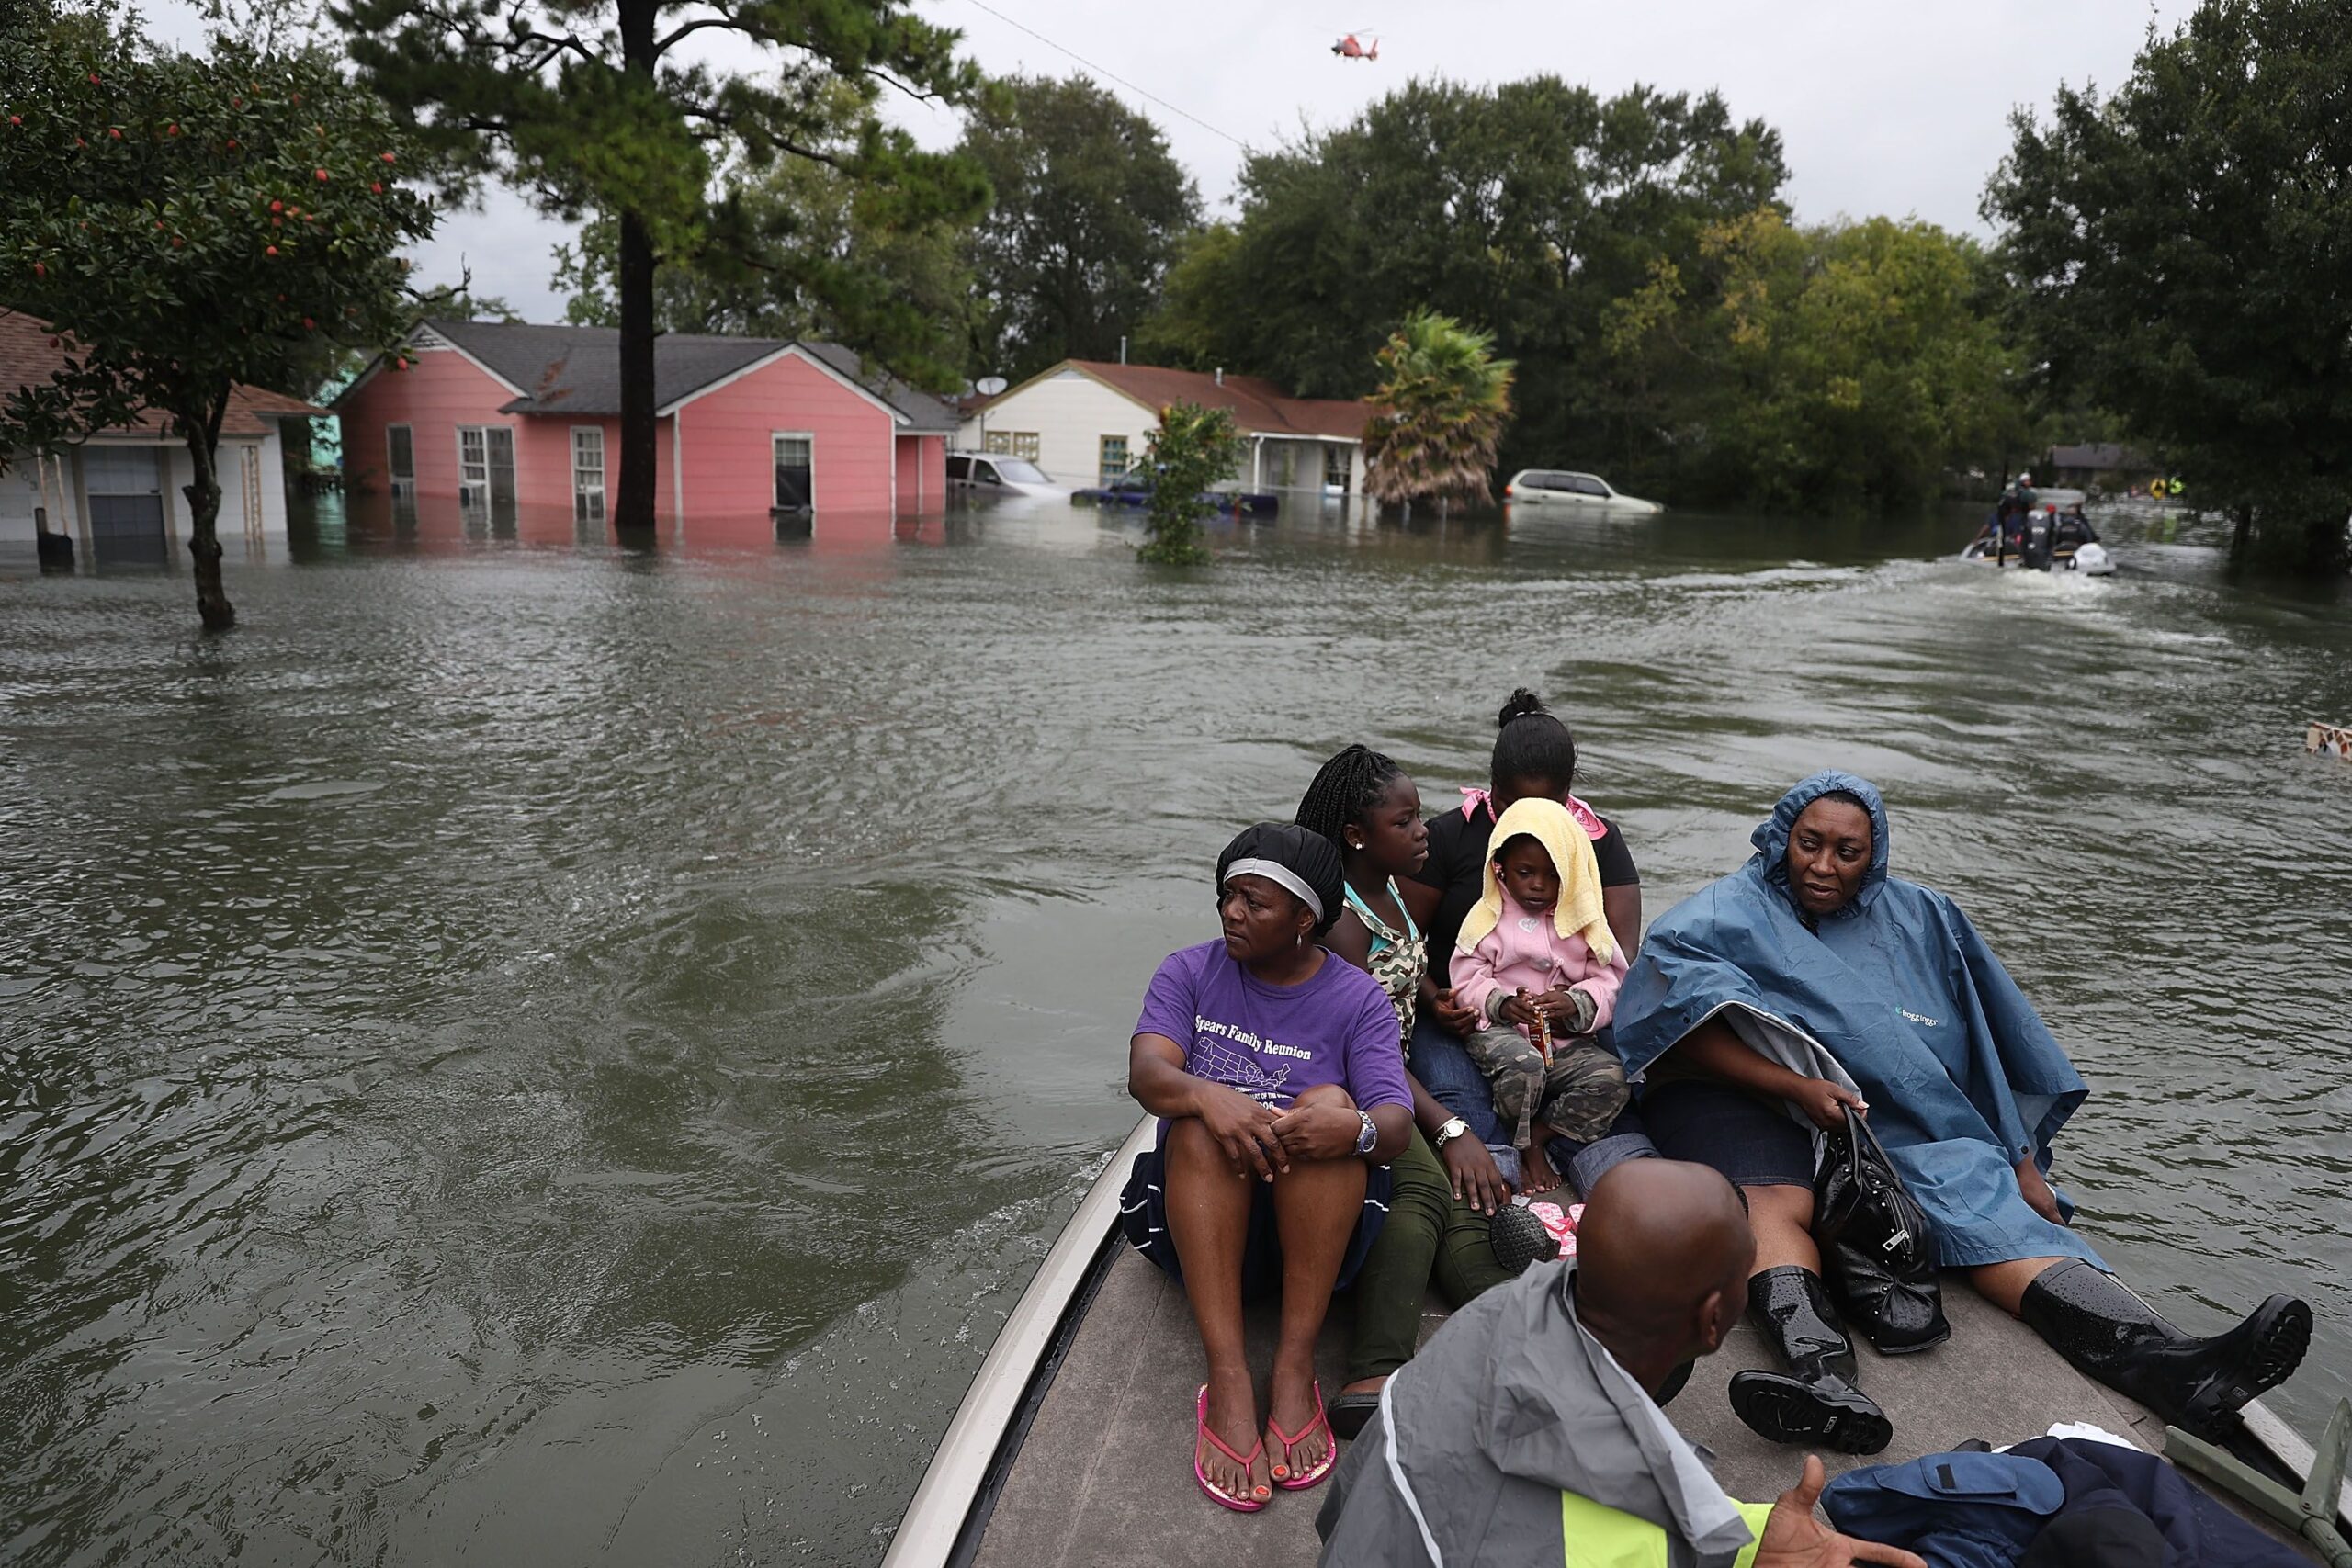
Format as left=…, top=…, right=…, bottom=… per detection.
left=1450, top=892, right=1628, bottom=1038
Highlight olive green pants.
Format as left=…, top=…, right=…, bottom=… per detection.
left=1345, top=1129, right=1512, bottom=1383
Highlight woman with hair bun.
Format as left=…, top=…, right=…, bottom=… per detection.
left=1403, top=689, right=1649, bottom=1195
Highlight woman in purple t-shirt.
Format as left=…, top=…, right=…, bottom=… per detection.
left=1121, top=822, right=1412, bottom=1513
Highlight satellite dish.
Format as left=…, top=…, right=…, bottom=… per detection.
left=975, top=376, right=1009, bottom=397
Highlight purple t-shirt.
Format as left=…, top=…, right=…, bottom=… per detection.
left=1134, top=940, right=1410, bottom=1113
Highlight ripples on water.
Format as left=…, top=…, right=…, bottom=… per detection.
left=2, top=500, right=2347, bottom=1563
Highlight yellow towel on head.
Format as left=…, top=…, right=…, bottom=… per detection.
left=1455, top=797, right=1615, bottom=964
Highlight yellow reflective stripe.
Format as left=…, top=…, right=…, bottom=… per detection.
left=1730, top=1499, right=1775, bottom=1568
left=1558, top=1491, right=1668, bottom=1568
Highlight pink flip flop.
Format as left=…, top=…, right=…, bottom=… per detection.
left=1267, top=1381, right=1339, bottom=1492
left=1193, top=1385, right=1270, bottom=1513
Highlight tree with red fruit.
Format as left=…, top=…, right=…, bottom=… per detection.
left=0, top=7, right=432, bottom=629
left=332, top=0, right=985, bottom=533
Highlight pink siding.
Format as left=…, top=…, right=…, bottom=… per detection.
left=675, top=349, right=895, bottom=517
left=342, top=339, right=916, bottom=523
left=894, top=434, right=945, bottom=515
left=336, top=347, right=680, bottom=520
left=337, top=347, right=514, bottom=498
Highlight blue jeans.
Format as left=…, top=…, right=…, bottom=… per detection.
left=1409, top=1014, right=1500, bottom=1143
left=1411, top=1014, right=1656, bottom=1194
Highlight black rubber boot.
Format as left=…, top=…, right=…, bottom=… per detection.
left=1727, top=1266, right=1893, bottom=1455
left=2018, top=1258, right=2311, bottom=1439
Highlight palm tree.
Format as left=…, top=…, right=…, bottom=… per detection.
left=1363, top=310, right=1516, bottom=516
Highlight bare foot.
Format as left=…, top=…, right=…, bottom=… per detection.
left=1198, top=1370, right=1269, bottom=1506
left=1521, top=1139, right=1564, bottom=1196
left=1265, top=1356, right=1329, bottom=1483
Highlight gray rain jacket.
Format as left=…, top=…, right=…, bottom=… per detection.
left=1316, top=1259, right=1769, bottom=1567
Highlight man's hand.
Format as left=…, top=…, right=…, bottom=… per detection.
left=1791, top=1077, right=1868, bottom=1132
left=2015, top=1156, right=2065, bottom=1226
left=1756, top=1455, right=1928, bottom=1568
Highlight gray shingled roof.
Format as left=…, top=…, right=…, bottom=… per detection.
left=418, top=318, right=959, bottom=433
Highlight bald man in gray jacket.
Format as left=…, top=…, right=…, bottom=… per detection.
left=1317, top=1161, right=1924, bottom=1568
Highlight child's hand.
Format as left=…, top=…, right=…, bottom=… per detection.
left=1498, top=990, right=1544, bottom=1031
left=1538, top=987, right=1600, bottom=1035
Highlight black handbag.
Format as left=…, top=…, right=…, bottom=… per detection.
left=1813, top=1103, right=1951, bottom=1354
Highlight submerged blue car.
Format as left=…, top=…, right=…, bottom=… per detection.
left=1070, top=469, right=1279, bottom=515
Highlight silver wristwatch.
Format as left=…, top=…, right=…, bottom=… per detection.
left=1353, top=1109, right=1379, bottom=1155
left=1433, top=1116, right=1470, bottom=1149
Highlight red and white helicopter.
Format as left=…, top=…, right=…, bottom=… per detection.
left=1330, top=30, right=1379, bottom=60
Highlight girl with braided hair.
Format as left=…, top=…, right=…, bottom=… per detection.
left=1295, top=745, right=1519, bottom=1440
left=1293, top=744, right=1429, bottom=1041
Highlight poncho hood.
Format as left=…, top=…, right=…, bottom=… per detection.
left=1751, top=770, right=1892, bottom=917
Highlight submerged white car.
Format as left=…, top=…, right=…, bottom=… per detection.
left=947, top=452, right=1063, bottom=497
left=1503, top=468, right=1664, bottom=513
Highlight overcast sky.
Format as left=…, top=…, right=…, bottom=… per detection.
left=145, top=0, right=2196, bottom=323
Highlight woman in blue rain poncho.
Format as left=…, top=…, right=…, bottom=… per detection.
left=1614, top=773, right=2309, bottom=1457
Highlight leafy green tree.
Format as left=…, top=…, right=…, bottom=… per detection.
left=0, top=12, right=432, bottom=629
left=1605, top=209, right=2028, bottom=510
left=1134, top=77, right=1785, bottom=486
left=334, top=0, right=984, bottom=532
left=1136, top=400, right=1243, bottom=566
left=1985, top=0, right=2352, bottom=570
left=958, top=75, right=1202, bottom=383
left=1363, top=310, right=1514, bottom=515
left=548, top=85, right=981, bottom=391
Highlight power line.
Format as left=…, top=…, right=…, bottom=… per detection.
left=956, top=0, right=1253, bottom=152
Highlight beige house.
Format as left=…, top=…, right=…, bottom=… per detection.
left=958, top=360, right=1375, bottom=494
left=1, top=313, right=322, bottom=565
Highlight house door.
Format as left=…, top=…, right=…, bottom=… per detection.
left=83, top=446, right=168, bottom=565
left=486, top=428, right=517, bottom=511
left=773, top=433, right=813, bottom=511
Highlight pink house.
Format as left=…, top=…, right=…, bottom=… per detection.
left=334, top=318, right=956, bottom=525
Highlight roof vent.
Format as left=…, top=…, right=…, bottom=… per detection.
left=410, top=326, right=453, bottom=353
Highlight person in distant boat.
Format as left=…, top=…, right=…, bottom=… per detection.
left=1121, top=821, right=1415, bottom=1511
left=2054, top=502, right=2098, bottom=550
left=1403, top=688, right=1652, bottom=1197
left=1293, top=745, right=1516, bottom=1442
left=1451, top=798, right=1632, bottom=1197
left=1614, top=773, right=2312, bottom=1458
left=1315, top=1158, right=1928, bottom=1568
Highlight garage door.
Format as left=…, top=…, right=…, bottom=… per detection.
left=84, top=446, right=168, bottom=566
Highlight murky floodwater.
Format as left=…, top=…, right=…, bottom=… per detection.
left=3, top=495, right=2347, bottom=1565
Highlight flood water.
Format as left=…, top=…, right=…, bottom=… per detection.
left=3, top=495, right=2348, bottom=1565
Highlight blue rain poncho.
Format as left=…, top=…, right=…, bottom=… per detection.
left=1614, top=773, right=2100, bottom=1269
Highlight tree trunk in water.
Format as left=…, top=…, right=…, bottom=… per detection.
left=182, top=421, right=233, bottom=631
left=613, top=0, right=660, bottom=534
left=615, top=209, right=658, bottom=532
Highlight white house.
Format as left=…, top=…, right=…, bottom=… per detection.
left=1, top=313, right=322, bottom=565
left=958, top=360, right=1376, bottom=494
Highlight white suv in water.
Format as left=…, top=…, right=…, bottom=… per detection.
left=947, top=452, right=1065, bottom=497
left=1503, top=469, right=1664, bottom=513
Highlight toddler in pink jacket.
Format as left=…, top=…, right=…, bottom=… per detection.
left=1450, top=797, right=1631, bottom=1194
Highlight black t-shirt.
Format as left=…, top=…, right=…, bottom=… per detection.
left=1407, top=798, right=1639, bottom=965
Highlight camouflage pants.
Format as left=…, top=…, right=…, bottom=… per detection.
left=1463, top=1026, right=1630, bottom=1150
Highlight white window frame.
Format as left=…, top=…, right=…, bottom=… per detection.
left=1323, top=444, right=1351, bottom=494
left=571, top=425, right=606, bottom=523
left=456, top=424, right=490, bottom=504
left=772, top=430, right=815, bottom=511
left=385, top=423, right=414, bottom=494
left=1098, top=434, right=1130, bottom=486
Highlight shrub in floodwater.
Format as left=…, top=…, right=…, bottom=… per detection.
left=1136, top=401, right=1245, bottom=566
